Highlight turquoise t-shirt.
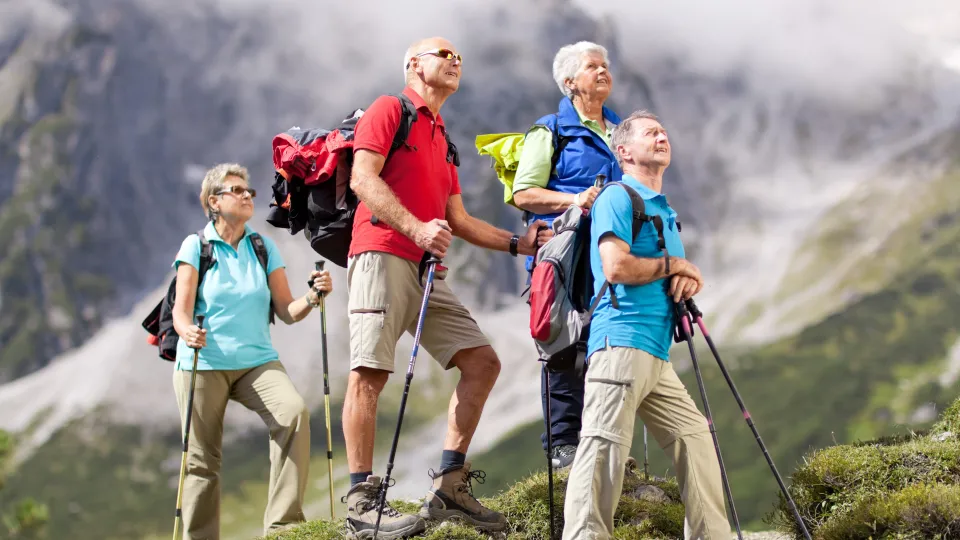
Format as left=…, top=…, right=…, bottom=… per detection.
left=173, top=221, right=285, bottom=371
left=587, top=176, right=686, bottom=361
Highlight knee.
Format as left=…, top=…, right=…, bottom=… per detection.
left=347, top=368, right=389, bottom=399
left=457, top=346, right=501, bottom=382
left=275, top=394, right=309, bottom=428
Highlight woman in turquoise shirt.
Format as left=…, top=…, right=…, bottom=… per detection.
left=171, top=162, right=332, bottom=539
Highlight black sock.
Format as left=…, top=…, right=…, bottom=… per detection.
left=439, top=450, right=466, bottom=472
left=350, top=471, right=373, bottom=487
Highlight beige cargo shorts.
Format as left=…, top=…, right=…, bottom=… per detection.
left=347, top=251, right=491, bottom=372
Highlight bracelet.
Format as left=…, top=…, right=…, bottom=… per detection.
left=509, top=234, right=520, bottom=257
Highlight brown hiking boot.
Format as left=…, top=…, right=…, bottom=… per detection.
left=342, top=475, right=425, bottom=539
left=418, top=462, right=507, bottom=532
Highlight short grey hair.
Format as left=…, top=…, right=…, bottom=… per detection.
left=200, top=163, right=249, bottom=219
left=552, top=41, right=610, bottom=98
left=611, top=110, right=661, bottom=166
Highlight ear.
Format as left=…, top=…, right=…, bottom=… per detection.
left=564, top=78, right=576, bottom=92
left=616, top=144, right=630, bottom=163
left=408, top=56, right=422, bottom=75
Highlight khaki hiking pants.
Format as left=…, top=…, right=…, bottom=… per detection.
left=173, top=360, right=310, bottom=539
left=562, top=346, right=731, bottom=540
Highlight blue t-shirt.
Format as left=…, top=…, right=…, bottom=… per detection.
left=173, top=221, right=285, bottom=371
left=587, top=176, right=685, bottom=360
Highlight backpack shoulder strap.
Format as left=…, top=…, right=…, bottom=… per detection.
left=532, top=113, right=570, bottom=175
left=247, top=232, right=276, bottom=325
left=248, top=232, right=270, bottom=273
left=389, top=93, right=418, bottom=153
left=196, top=229, right=215, bottom=284
left=443, top=129, right=460, bottom=167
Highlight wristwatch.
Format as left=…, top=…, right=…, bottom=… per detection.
left=307, top=291, right=322, bottom=308
left=509, top=234, right=520, bottom=257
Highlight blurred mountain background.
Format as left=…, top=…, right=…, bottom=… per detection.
left=1, top=0, right=959, bottom=537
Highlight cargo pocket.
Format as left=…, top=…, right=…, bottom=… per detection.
left=349, top=307, right=385, bottom=362
left=582, top=351, right=637, bottom=446
left=347, top=253, right=389, bottom=364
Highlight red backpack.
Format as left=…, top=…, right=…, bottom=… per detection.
left=265, top=93, right=459, bottom=267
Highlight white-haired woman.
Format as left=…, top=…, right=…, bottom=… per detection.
left=171, top=163, right=332, bottom=539
left=512, top=41, right=624, bottom=470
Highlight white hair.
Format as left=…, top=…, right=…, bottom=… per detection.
left=552, top=41, right=610, bottom=98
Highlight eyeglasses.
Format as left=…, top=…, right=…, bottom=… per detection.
left=217, top=185, right=256, bottom=198
left=406, top=48, right=463, bottom=69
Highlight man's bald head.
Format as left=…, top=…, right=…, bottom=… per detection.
left=403, top=36, right=455, bottom=81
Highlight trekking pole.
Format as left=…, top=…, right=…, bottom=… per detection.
left=542, top=363, right=556, bottom=540
left=685, top=300, right=813, bottom=540
left=643, top=426, right=649, bottom=482
left=173, top=315, right=204, bottom=540
left=674, top=301, right=743, bottom=540
left=312, top=260, right=336, bottom=518
left=373, top=253, right=441, bottom=540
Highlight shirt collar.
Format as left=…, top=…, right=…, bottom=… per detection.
left=402, top=86, right=445, bottom=129
left=203, top=221, right=254, bottom=244
left=621, top=175, right=663, bottom=200
left=574, top=106, right=615, bottom=136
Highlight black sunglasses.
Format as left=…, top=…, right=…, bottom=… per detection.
left=217, top=185, right=256, bottom=198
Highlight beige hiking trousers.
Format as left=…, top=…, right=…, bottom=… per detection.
left=562, top=346, right=731, bottom=540
left=173, top=360, right=310, bottom=539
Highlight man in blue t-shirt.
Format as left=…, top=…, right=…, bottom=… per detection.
left=562, top=111, right=732, bottom=539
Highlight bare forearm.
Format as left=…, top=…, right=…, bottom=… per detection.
left=453, top=214, right=516, bottom=252
left=280, top=294, right=315, bottom=324
left=607, top=256, right=687, bottom=286
left=352, top=171, right=421, bottom=238
left=514, top=187, right=576, bottom=215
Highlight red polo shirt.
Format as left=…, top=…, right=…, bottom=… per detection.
left=348, top=86, right=461, bottom=263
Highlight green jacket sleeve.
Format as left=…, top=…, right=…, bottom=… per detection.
left=511, top=126, right=555, bottom=194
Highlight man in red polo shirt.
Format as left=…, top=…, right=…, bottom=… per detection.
left=340, top=36, right=551, bottom=538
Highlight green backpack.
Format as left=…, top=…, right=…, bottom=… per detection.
left=475, top=117, right=570, bottom=209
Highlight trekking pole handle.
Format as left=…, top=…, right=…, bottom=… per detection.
left=191, top=315, right=205, bottom=350
left=685, top=298, right=703, bottom=319
left=594, top=173, right=606, bottom=188
left=426, top=254, right=442, bottom=265
left=310, top=260, right=326, bottom=297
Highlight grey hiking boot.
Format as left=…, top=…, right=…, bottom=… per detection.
left=549, top=444, right=577, bottom=469
left=342, top=475, right=425, bottom=539
left=419, top=462, right=507, bottom=532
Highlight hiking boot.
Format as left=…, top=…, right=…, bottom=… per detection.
left=342, top=475, right=425, bottom=539
left=549, top=444, right=577, bottom=469
left=419, top=462, right=507, bottom=532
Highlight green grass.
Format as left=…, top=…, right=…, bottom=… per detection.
left=772, top=399, right=960, bottom=539
left=264, top=464, right=684, bottom=539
